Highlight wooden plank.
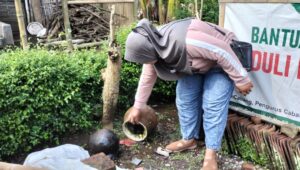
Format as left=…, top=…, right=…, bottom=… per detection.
left=68, top=0, right=134, bottom=4
left=219, top=0, right=300, bottom=3
left=218, top=2, right=226, bottom=27
left=122, top=2, right=135, bottom=24
left=103, top=3, right=134, bottom=26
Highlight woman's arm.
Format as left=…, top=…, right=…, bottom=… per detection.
left=134, top=64, right=158, bottom=109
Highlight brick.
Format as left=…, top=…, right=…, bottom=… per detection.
left=82, top=153, right=115, bottom=170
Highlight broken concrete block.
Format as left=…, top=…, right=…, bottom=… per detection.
left=82, top=153, right=115, bottom=170
left=0, top=22, right=14, bottom=46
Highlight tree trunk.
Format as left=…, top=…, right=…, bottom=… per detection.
left=14, top=0, right=29, bottom=49
left=62, top=0, right=73, bottom=51
left=101, top=5, right=122, bottom=129
left=31, top=0, right=43, bottom=24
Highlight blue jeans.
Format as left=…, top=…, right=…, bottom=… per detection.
left=176, top=68, right=234, bottom=151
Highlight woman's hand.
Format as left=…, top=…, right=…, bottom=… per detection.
left=236, top=82, right=253, bottom=96
left=127, top=107, right=142, bottom=124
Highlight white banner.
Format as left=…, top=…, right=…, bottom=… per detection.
left=225, top=3, right=300, bottom=126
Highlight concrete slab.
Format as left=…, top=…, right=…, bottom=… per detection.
left=0, top=21, right=14, bottom=46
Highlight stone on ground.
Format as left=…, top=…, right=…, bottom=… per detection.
left=82, top=152, right=115, bottom=170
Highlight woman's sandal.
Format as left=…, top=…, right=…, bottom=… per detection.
left=165, top=139, right=197, bottom=153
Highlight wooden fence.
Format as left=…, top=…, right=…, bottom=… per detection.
left=68, top=0, right=136, bottom=26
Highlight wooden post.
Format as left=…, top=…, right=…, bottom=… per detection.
left=31, top=0, right=43, bottom=24
left=199, top=0, right=203, bottom=20
left=62, top=0, right=73, bottom=51
left=219, top=2, right=226, bottom=27
left=14, top=0, right=29, bottom=49
left=102, top=5, right=122, bottom=129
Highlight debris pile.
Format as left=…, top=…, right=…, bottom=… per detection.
left=44, top=4, right=112, bottom=43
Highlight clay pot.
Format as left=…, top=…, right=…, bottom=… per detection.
left=123, top=106, right=158, bottom=141
left=88, top=129, right=119, bottom=156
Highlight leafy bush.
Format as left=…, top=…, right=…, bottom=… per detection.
left=0, top=48, right=106, bottom=159
left=175, top=0, right=193, bottom=19
left=174, top=0, right=219, bottom=23
left=202, top=0, right=219, bottom=23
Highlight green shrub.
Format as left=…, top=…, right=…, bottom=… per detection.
left=202, top=0, right=219, bottom=24
left=175, top=0, right=219, bottom=23
left=175, top=0, right=193, bottom=19
left=0, top=48, right=108, bottom=159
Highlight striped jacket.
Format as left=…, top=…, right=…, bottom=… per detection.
left=134, top=19, right=250, bottom=109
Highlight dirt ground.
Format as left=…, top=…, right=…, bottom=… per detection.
left=113, top=104, right=262, bottom=170
left=115, top=104, right=205, bottom=170
left=8, top=104, right=264, bottom=170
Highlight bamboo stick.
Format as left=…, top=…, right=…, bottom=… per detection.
left=14, top=0, right=29, bottom=49
left=195, top=0, right=199, bottom=19
left=199, top=0, right=203, bottom=20
left=218, top=2, right=226, bottom=27
left=139, top=0, right=147, bottom=18
left=62, top=0, right=73, bottom=51
left=167, top=0, right=175, bottom=22
left=158, top=0, right=165, bottom=24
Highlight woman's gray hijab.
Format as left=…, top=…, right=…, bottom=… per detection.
left=125, top=30, right=157, bottom=64
left=125, top=18, right=192, bottom=80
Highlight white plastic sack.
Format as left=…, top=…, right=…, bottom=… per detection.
left=23, top=144, right=96, bottom=170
